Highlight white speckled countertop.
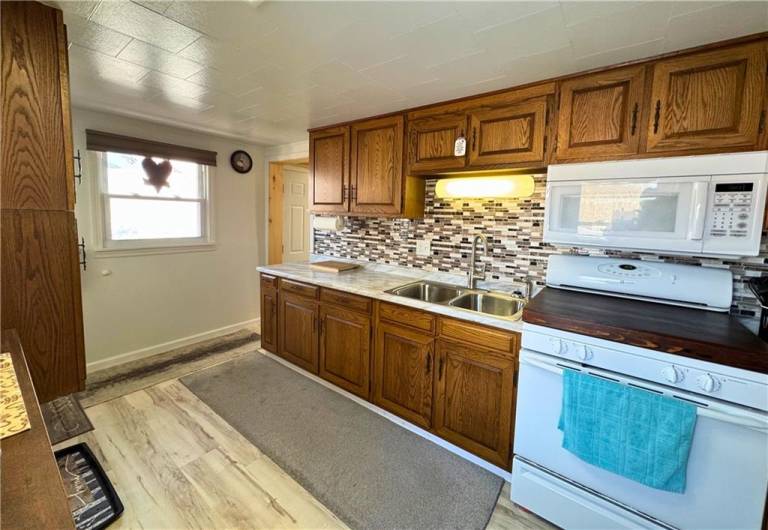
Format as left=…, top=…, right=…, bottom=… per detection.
left=257, top=257, right=525, bottom=333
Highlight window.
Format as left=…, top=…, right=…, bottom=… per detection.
left=96, top=151, right=212, bottom=251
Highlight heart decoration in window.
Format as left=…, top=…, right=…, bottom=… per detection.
left=141, top=157, right=172, bottom=192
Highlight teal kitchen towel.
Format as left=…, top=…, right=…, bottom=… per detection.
left=558, top=369, right=697, bottom=493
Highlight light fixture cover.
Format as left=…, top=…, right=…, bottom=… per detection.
left=435, top=175, right=535, bottom=199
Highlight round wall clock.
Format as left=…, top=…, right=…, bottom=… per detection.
left=230, top=150, right=253, bottom=174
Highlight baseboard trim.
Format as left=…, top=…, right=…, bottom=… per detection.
left=87, top=318, right=261, bottom=374
left=259, top=349, right=513, bottom=482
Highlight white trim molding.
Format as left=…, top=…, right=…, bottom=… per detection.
left=86, top=318, right=260, bottom=373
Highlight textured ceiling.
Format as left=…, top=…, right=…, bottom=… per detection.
left=53, top=1, right=768, bottom=146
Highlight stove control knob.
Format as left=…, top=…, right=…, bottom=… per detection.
left=697, top=374, right=721, bottom=393
left=661, top=365, right=684, bottom=384
left=576, top=344, right=593, bottom=361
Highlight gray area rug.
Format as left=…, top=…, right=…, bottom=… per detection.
left=181, top=354, right=504, bottom=530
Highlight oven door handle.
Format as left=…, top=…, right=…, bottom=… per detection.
left=519, top=352, right=768, bottom=433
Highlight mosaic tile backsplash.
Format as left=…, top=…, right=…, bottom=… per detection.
left=313, top=176, right=768, bottom=320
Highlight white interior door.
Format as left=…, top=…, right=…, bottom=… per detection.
left=283, top=167, right=310, bottom=263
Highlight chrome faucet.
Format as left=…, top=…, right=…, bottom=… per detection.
left=468, top=234, right=490, bottom=289
left=523, top=277, right=536, bottom=300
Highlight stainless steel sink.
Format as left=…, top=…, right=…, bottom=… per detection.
left=385, top=280, right=526, bottom=320
left=448, top=292, right=526, bottom=319
left=386, top=281, right=467, bottom=303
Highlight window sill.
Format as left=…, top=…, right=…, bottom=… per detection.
left=92, top=242, right=217, bottom=258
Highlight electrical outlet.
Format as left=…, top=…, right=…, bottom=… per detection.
left=416, top=239, right=431, bottom=257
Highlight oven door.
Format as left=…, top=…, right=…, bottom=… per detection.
left=543, top=177, right=710, bottom=253
left=513, top=350, right=768, bottom=530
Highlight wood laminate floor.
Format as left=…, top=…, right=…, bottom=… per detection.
left=61, top=345, right=554, bottom=529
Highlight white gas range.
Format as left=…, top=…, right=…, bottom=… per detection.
left=511, top=255, right=768, bottom=530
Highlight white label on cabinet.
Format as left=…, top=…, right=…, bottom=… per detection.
left=454, top=136, right=466, bottom=157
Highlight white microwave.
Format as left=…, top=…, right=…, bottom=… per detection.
left=544, top=152, right=768, bottom=257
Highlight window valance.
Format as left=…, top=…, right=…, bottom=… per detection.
left=85, top=129, right=217, bottom=166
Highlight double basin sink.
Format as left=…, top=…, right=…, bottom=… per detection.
left=385, top=280, right=526, bottom=320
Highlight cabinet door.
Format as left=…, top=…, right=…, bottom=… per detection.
left=319, top=305, right=371, bottom=398
left=1, top=210, right=85, bottom=401
left=556, top=66, right=646, bottom=160
left=468, top=97, right=548, bottom=167
left=646, top=42, right=767, bottom=153
left=260, top=285, right=278, bottom=353
left=1, top=2, right=74, bottom=211
left=406, top=114, right=468, bottom=173
left=278, top=292, right=318, bottom=373
left=309, top=126, right=349, bottom=214
left=350, top=115, right=404, bottom=215
left=433, top=339, right=516, bottom=469
left=373, top=321, right=434, bottom=429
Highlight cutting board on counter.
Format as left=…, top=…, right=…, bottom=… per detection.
left=310, top=261, right=360, bottom=273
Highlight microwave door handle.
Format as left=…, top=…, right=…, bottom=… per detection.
left=688, top=181, right=710, bottom=241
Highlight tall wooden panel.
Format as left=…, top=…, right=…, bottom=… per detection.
left=309, top=126, right=349, bottom=214
left=1, top=211, right=84, bottom=401
left=556, top=66, right=646, bottom=160
left=433, top=339, right=515, bottom=469
left=1, top=1, right=73, bottom=211
left=1, top=1, right=84, bottom=402
left=646, top=42, right=767, bottom=153
left=319, top=305, right=371, bottom=398
left=350, top=115, right=404, bottom=215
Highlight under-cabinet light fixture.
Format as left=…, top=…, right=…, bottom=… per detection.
left=434, top=175, right=535, bottom=199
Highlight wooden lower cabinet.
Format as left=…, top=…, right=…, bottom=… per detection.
left=260, top=283, right=279, bottom=353
left=373, top=321, right=435, bottom=429
left=278, top=291, right=319, bottom=373
left=433, top=339, right=516, bottom=469
left=319, top=305, right=371, bottom=398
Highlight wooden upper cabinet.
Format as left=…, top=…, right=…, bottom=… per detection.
left=373, top=321, right=434, bottom=429
left=406, top=113, right=468, bottom=173
left=278, top=291, right=319, bottom=373
left=319, top=304, right=371, bottom=399
left=350, top=115, right=404, bottom=215
left=309, top=126, right=349, bottom=214
left=646, top=42, right=768, bottom=153
left=556, top=66, right=646, bottom=160
left=433, top=339, right=516, bottom=469
left=1, top=2, right=74, bottom=211
left=468, top=96, right=549, bottom=167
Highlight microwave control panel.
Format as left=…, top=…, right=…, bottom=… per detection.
left=709, top=182, right=754, bottom=238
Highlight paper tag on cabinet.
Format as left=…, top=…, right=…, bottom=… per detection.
left=454, top=136, right=467, bottom=157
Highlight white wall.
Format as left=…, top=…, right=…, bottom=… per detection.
left=72, top=108, right=267, bottom=370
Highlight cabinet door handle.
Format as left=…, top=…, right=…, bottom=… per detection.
left=653, top=100, right=661, bottom=134
left=630, top=103, right=639, bottom=136
left=73, top=149, right=83, bottom=185
left=425, top=351, right=432, bottom=374
left=342, top=185, right=348, bottom=201
left=471, top=127, right=477, bottom=151
left=319, top=317, right=324, bottom=335
left=438, top=354, right=444, bottom=381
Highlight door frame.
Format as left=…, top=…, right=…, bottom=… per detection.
left=265, top=155, right=309, bottom=265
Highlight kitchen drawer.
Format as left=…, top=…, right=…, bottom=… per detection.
left=438, top=317, right=519, bottom=355
left=379, top=302, right=435, bottom=334
left=320, top=288, right=372, bottom=314
left=261, top=274, right=278, bottom=290
left=280, top=279, right=319, bottom=299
